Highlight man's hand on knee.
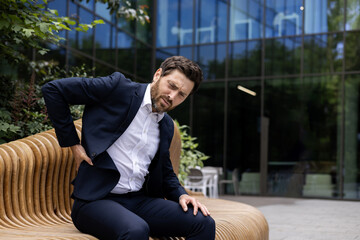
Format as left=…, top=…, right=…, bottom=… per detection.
left=179, top=194, right=211, bottom=216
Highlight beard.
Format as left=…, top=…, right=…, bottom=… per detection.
left=151, top=79, right=173, bottom=113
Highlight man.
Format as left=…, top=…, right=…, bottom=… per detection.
left=42, top=56, right=215, bottom=240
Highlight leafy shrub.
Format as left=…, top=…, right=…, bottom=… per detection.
left=175, top=120, right=209, bottom=185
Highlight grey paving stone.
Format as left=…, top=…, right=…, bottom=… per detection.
left=219, top=195, right=360, bottom=240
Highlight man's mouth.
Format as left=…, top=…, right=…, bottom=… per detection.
left=161, top=96, right=171, bottom=107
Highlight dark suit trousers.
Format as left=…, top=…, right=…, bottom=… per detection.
left=71, top=192, right=216, bottom=240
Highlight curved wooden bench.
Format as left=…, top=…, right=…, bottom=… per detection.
left=0, top=120, right=269, bottom=239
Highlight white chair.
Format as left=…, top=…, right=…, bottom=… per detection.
left=201, top=166, right=220, bottom=198
left=184, top=168, right=210, bottom=197
left=219, top=168, right=239, bottom=195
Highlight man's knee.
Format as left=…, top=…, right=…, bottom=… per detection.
left=190, top=214, right=216, bottom=239
left=118, top=220, right=150, bottom=240
left=200, top=215, right=216, bottom=232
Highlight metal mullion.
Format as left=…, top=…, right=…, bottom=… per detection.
left=259, top=0, right=267, bottom=196
left=222, top=0, right=230, bottom=184
left=151, top=0, right=158, bottom=74
left=339, top=0, right=347, bottom=199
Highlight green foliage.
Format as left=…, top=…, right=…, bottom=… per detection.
left=0, top=0, right=104, bottom=65
left=0, top=108, right=21, bottom=144
left=78, top=0, right=150, bottom=24
left=175, top=120, right=209, bottom=185
left=0, top=60, right=91, bottom=144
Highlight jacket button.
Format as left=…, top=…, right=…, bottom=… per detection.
left=91, top=153, right=96, bottom=157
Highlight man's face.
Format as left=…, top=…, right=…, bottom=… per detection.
left=150, top=68, right=194, bottom=113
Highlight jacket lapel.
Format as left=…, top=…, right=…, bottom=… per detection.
left=116, top=83, right=147, bottom=135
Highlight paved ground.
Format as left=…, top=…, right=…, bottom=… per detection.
left=219, top=195, right=360, bottom=240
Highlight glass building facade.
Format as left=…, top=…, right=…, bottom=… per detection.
left=47, top=0, right=360, bottom=200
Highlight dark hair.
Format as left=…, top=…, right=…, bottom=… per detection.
left=159, top=56, right=203, bottom=94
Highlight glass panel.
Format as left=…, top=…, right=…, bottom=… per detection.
left=229, top=40, right=261, bottom=77
left=265, top=37, right=301, bottom=76
left=196, top=0, right=215, bottom=44
left=179, top=47, right=192, bottom=60
left=345, top=31, right=360, bottom=72
left=346, top=0, right=360, bottom=30
left=265, top=0, right=303, bottom=37
left=156, top=0, right=194, bottom=47
left=136, top=41, right=152, bottom=81
left=303, top=33, right=343, bottom=74
left=168, top=98, right=190, bottom=127
left=344, top=75, right=360, bottom=200
left=265, top=76, right=341, bottom=198
left=117, top=31, right=135, bottom=74
left=48, top=0, right=67, bottom=40
left=95, top=20, right=116, bottom=66
left=78, top=7, right=94, bottom=55
left=136, top=0, right=152, bottom=44
left=227, top=80, right=261, bottom=195
left=95, top=1, right=112, bottom=22
left=195, top=44, right=226, bottom=80
left=155, top=48, right=178, bottom=68
left=68, top=50, right=93, bottom=69
left=230, top=0, right=263, bottom=40
left=95, top=61, right=116, bottom=76
left=76, top=0, right=94, bottom=11
left=193, top=82, right=225, bottom=167
left=68, top=1, right=78, bottom=48
left=216, top=0, right=228, bottom=42
left=304, top=0, right=344, bottom=34
left=117, top=16, right=136, bottom=35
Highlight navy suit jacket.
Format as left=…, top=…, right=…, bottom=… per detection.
left=42, top=72, right=187, bottom=202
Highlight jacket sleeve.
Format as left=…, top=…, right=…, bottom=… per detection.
left=162, top=156, right=188, bottom=201
left=41, top=72, right=122, bottom=147
left=161, top=116, right=188, bottom=201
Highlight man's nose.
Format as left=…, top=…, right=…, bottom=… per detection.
left=168, top=91, right=176, bottom=101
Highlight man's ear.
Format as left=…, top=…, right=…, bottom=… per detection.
left=153, top=68, right=162, bottom=83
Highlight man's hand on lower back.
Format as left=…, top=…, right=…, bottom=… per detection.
left=70, top=144, right=93, bottom=171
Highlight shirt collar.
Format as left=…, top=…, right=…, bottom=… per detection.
left=142, top=84, right=164, bottom=122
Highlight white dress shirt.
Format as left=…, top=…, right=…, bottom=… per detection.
left=107, top=84, right=164, bottom=194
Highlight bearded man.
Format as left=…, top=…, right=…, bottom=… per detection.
left=42, top=56, right=215, bottom=240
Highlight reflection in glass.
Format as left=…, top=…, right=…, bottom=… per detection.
left=136, top=41, right=152, bottom=80
left=229, top=40, right=261, bottom=77
left=179, top=47, right=192, bottom=60
left=95, top=1, right=112, bottom=22
left=265, top=0, right=302, bottom=37
left=48, top=0, right=67, bottom=40
left=157, top=0, right=194, bottom=47
left=95, top=21, right=115, bottom=66
left=95, top=61, right=116, bottom=76
left=345, top=31, right=360, bottom=72
left=265, top=76, right=340, bottom=198
left=196, top=0, right=227, bottom=43
left=230, top=0, right=263, bottom=40
left=193, top=82, right=225, bottom=167
left=68, top=50, right=92, bottom=69
left=78, top=8, right=94, bottom=54
left=305, top=0, right=344, bottom=34
left=77, top=0, right=94, bottom=11
left=346, top=0, right=360, bottom=30
left=303, top=33, right=343, bottom=74
left=156, top=48, right=178, bottom=68
left=195, top=44, right=226, bottom=80
left=136, top=0, right=152, bottom=44
left=118, top=31, right=135, bottom=75
left=265, top=37, right=301, bottom=76
left=227, top=80, right=261, bottom=194
left=344, top=75, right=360, bottom=199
